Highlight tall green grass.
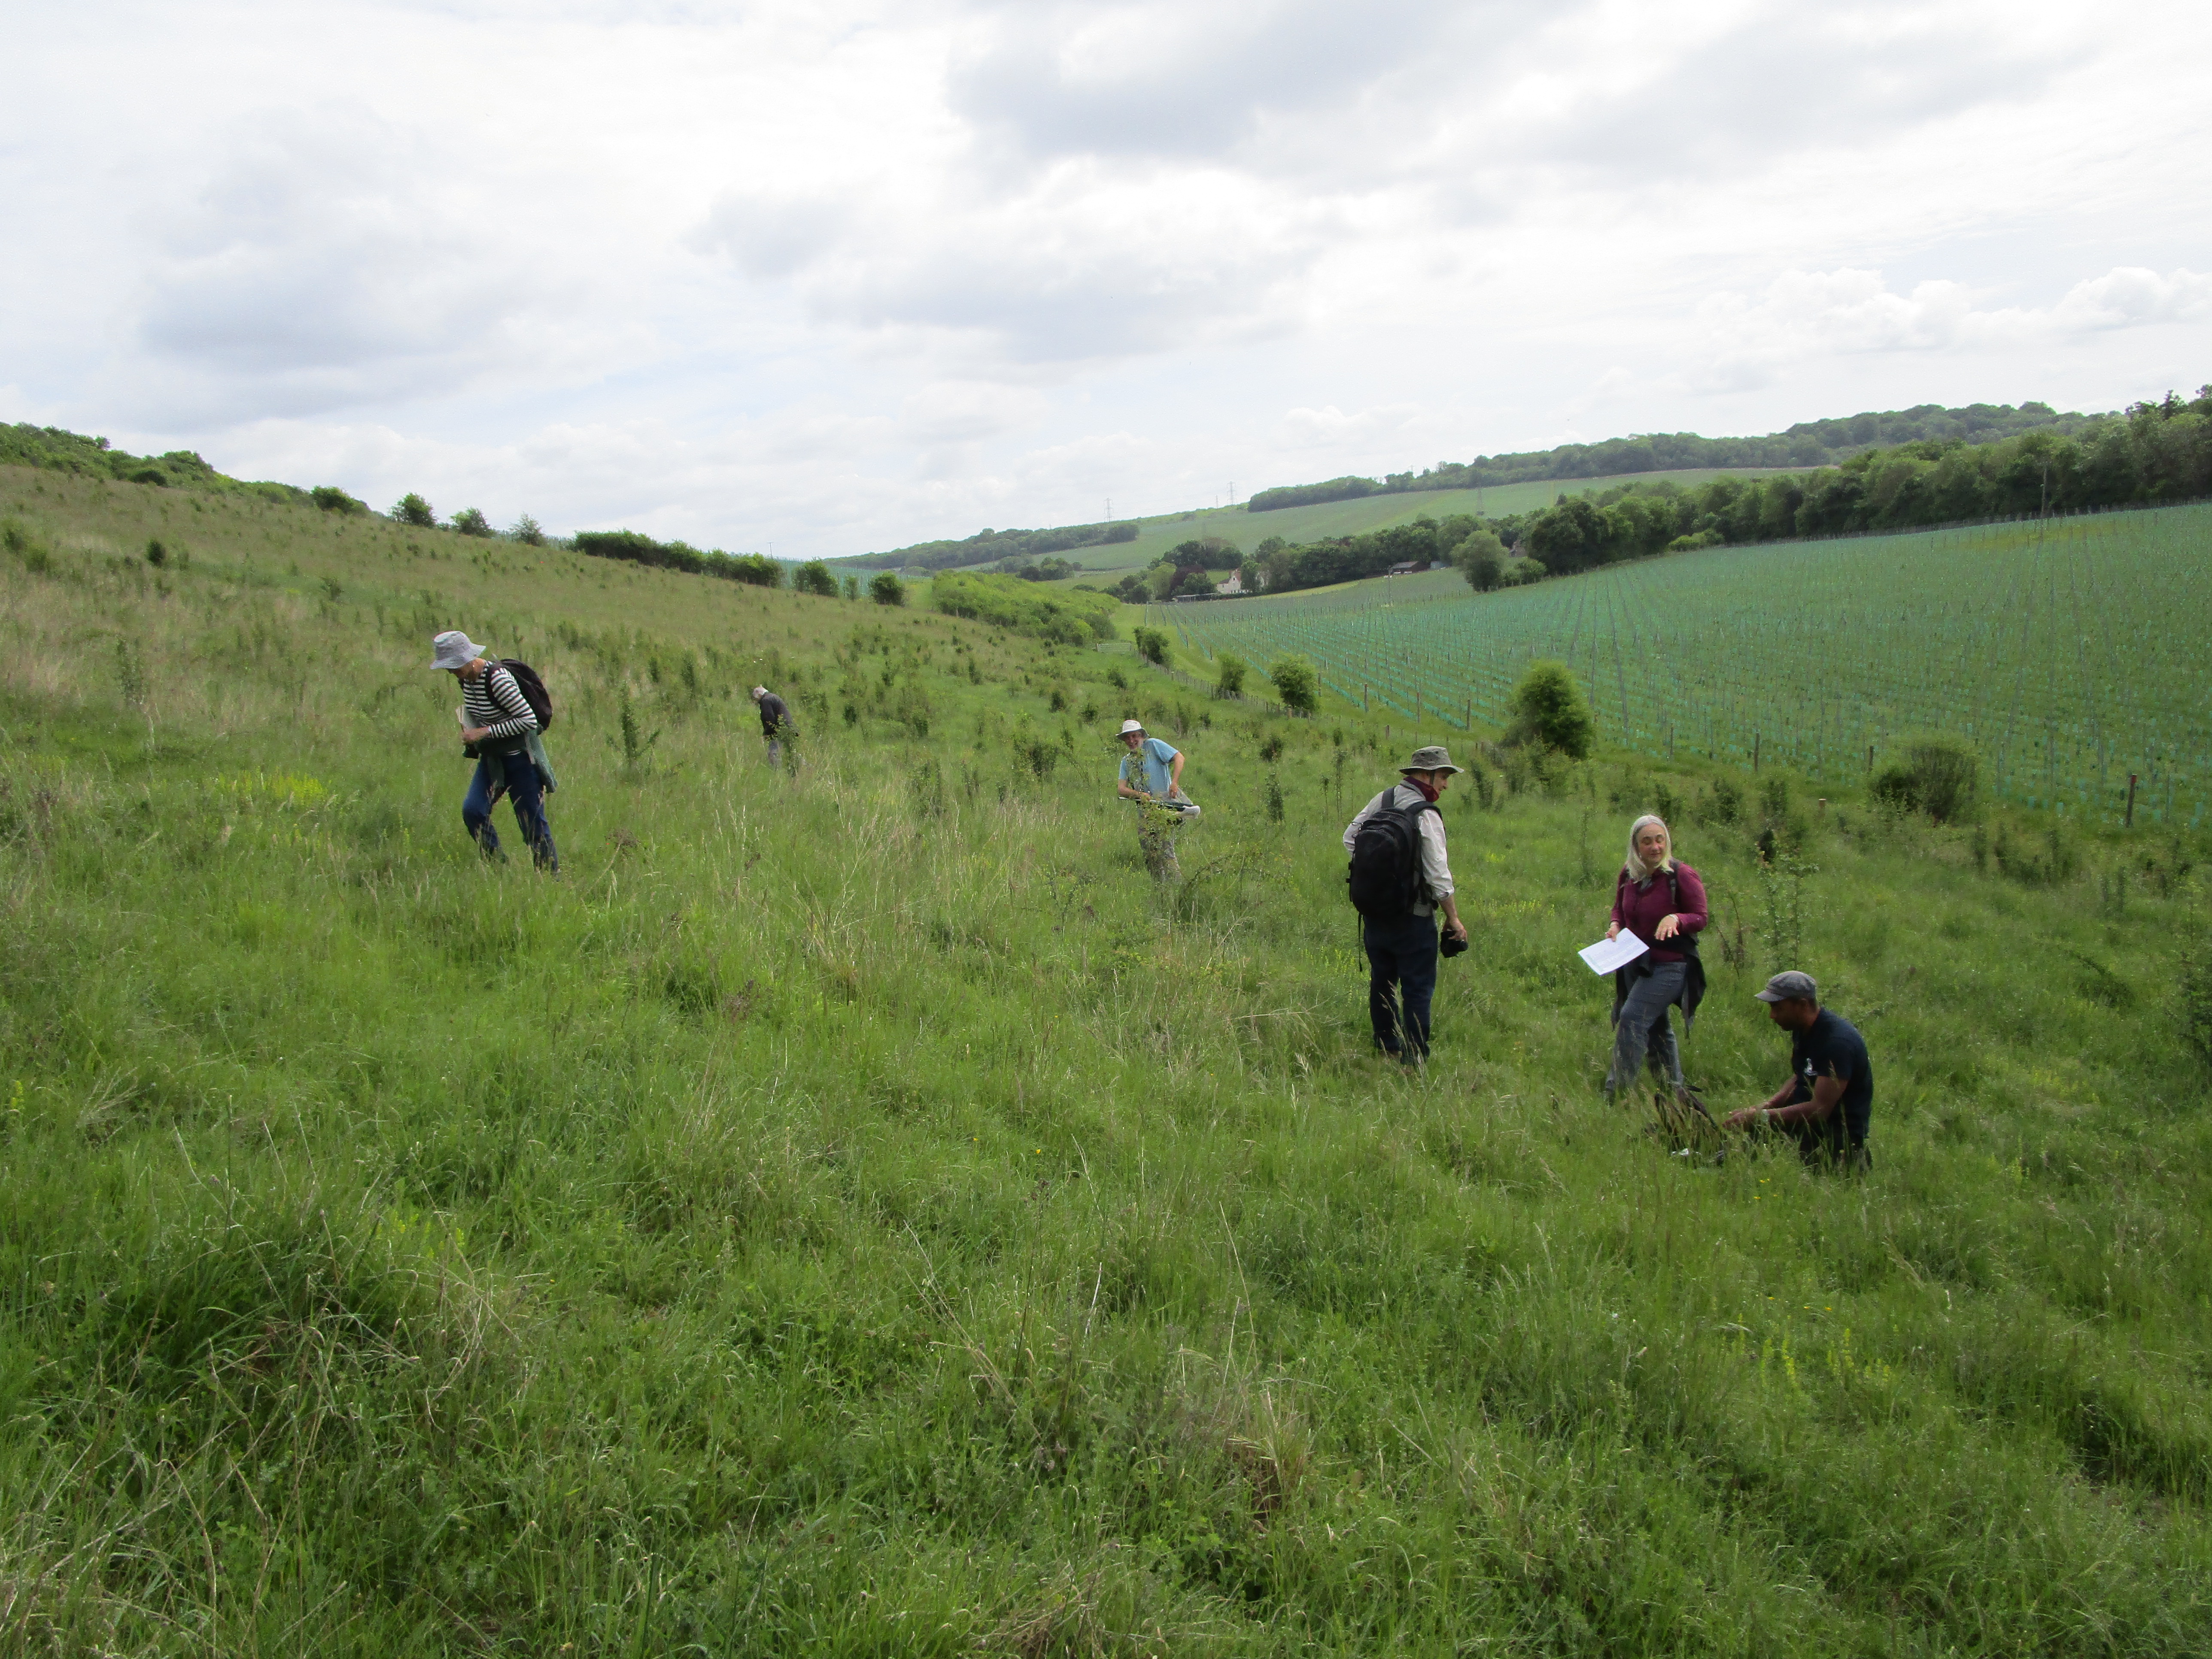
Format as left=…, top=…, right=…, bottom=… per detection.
left=1, top=467, right=2208, bottom=1654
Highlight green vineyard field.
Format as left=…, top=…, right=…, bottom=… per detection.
left=1155, top=503, right=2212, bottom=826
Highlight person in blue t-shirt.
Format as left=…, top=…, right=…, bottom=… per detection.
left=1724, top=970, right=1873, bottom=1170
left=1115, top=718, right=1194, bottom=880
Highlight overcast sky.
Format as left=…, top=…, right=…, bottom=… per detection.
left=5, top=0, right=2208, bottom=557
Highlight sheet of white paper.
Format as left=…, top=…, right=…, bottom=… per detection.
left=1578, top=930, right=1648, bottom=976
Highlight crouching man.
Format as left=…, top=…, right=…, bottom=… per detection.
left=1724, top=971, right=1872, bottom=1169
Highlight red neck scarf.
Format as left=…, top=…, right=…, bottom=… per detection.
left=1406, top=776, right=1441, bottom=803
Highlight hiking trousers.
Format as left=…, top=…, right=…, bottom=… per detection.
left=464, top=749, right=558, bottom=871
left=1606, top=960, right=1685, bottom=1096
left=1363, top=910, right=1439, bottom=1060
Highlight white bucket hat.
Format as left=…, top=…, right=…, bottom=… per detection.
left=430, top=630, right=482, bottom=672
left=1118, top=719, right=1145, bottom=736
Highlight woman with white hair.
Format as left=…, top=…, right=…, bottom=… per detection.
left=1601, top=814, right=1708, bottom=1099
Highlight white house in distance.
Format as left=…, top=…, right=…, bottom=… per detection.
left=1215, top=568, right=1245, bottom=595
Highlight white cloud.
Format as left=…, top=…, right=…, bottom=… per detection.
left=2, top=0, right=2209, bottom=556
left=1688, top=265, right=2211, bottom=391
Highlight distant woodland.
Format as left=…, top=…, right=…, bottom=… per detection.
left=1141, top=388, right=2212, bottom=598
left=838, top=519, right=1139, bottom=572
left=1246, top=400, right=2105, bottom=512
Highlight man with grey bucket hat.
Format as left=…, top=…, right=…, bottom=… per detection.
left=1343, top=745, right=1469, bottom=1064
left=432, top=630, right=559, bottom=872
left=1724, top=971, right=1873, bottom=1169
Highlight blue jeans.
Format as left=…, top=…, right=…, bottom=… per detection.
left=463, top=749, right=557, bottom=870
left=1607, top=960, right=1685, bottom=1094
left=1364, top=911, right=1439, bottom=1060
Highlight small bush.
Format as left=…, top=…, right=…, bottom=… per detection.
left=1258, top=733, right=1285, bottom=764
left=390, top=493, right=437, bottom=527
left=869, top=572, right=906, bottom=607
left=1133, top=626, right=1170, bottom=665
left=1215, top=653, right=1248, bottom=698
left=794, top=560, right=840, bottom=597
left=2179, top=934, right=2212, bottom=1072
left=508, top=513, right=545, bottom=545
left=450, top=507, right=495, bottom=538
left=312, top=485, right=368, bottom=515
left=1267, top=656, right=1318, bottom=715
left=1705, top=777, right=1742, bottom=824
left=1872, top=737, right=1980, bottom=823
left=1505, top=661, right=1593, bottom=759
left=144, top=538, right=166, bottom=567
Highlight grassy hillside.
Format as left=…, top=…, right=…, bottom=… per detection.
left=3, top=464, right=2210, bottom=1655
left=1011, top=471, right=1797, bottom=583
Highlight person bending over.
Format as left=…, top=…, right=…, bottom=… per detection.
left=1724, top=971, right=1873, bottom=1170
left=750, top=685, right=797, bottom=771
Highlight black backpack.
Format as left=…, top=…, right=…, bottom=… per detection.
left=1346, top=793, right=1439, bottom=918
left=492, top=659, right=554, bottom=732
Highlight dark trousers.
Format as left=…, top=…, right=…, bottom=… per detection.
left=1776, top=1081, right=1871, bottom=1171
left=1363, top=911, right=1439, bottom=1059
left=463, top=750, right=557, bottom=870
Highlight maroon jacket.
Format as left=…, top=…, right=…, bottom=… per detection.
left=1611, top=862, right=1708, bottom=963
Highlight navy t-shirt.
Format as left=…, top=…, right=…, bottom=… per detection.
left=1790, top=1009, right=1872, bottom=1151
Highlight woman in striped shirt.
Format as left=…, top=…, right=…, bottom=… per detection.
left=432, top=630, right=558, bottom=871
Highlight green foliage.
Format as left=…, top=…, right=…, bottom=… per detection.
left=143, top=537, right=165, bottom=568
left=450, top=507, right=495, bottom=538
left=1246, top=398, right=2120, bottom=512
left=869, top=571, right=906, bottom=606
left=1132, top=625, right=1170, bottom=665
left=1507, top=660, right=1594, bottom=759
left=2178, top=932, right=2212, bottom=1072
left=843, top=517, right=1138, bottom=573
left=1455, top=527, right=1508, bottom=591
left=930, top=570, right=1115, bottom=643
left=727, top=552, right=784, bottom=588
left=1872, top=738, right=1981, bottom=824
left=389, top=492, right=436, bottom=527
left=508, top=512, right=545, bottom=545
left=1215, top=652, right=1247, bottom=698
left=794, top=559, right=841, bottom=598
left=1250, top=519, right=1443, bottom=597
left=311, top=485, right=368, bottom=515
left=574, top=529, right=779, bottom=586
left=1267, top=656, right=1318, bottom=715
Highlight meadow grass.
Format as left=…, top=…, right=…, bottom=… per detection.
left=2, top=467, right=2209, bottom=1655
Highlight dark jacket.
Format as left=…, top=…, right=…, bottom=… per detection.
left=757, top=693, right=793, bottom=736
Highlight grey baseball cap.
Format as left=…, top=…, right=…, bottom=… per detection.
left=1398, top=744, right=1463, bottom=775
left=1754, top=970, right=1819, bottom=1003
